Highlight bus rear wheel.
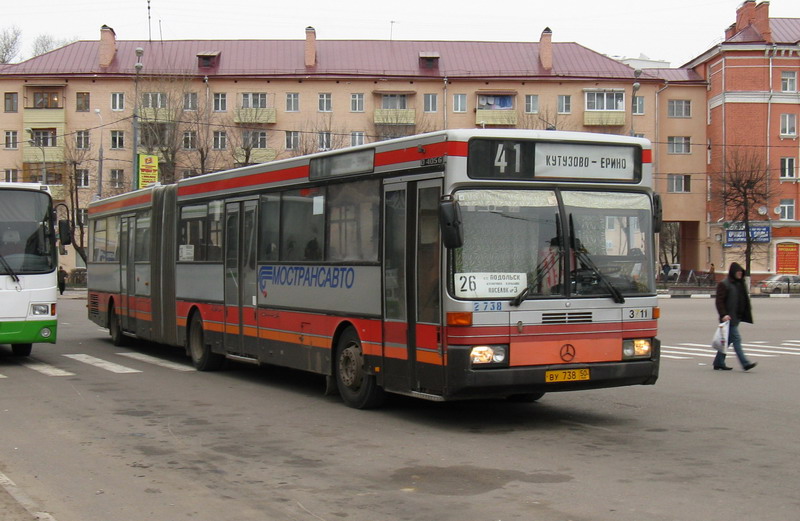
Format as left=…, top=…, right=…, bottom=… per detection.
left=335, top=328, right=384, bottom=409
left=11, top=344, right=32, bottom=357
left=109, top=306, right=126, bottom=346
left=188, top=312, right=223, bottom=371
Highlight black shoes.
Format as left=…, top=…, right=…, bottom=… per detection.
left=713, top=365, right=733, bottom=371
left=744, top=362, right=757, bottom=371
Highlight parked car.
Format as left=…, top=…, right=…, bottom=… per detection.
left=663, top=263, right=681, bottom=281
left=757, top=274, right=800, bottom=294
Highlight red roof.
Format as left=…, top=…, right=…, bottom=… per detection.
left=3, top=38, right=647, bottom=81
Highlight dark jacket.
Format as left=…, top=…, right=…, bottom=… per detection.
left=715, top=262, right=753, bottom=325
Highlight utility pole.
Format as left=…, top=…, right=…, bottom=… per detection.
left=94, top=109, right=103, bottom=200
left=132, top=47, right=144, bottom=191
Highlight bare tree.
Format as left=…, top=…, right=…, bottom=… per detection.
left=30, top=34, right=75, bottom=57
left=518, top=104, right=576, bottom=131
left=0, top=25, right=22, bottom=63
left=60, top=134, right=95, bottom=263
left=714, top=147, right=774, bottom=275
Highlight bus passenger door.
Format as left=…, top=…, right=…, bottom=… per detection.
left=223, top=200, right=258, bottom=357
left=119, top=216, right=136, bottom=332
left=382, top=180, right=443, bottom=396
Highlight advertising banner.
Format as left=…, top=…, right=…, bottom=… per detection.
left=138, top=154, right=159, bottom=188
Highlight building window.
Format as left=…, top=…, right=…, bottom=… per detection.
left=243, top=130, right=267, bottom=149
left=781, top=114, right=797, bottom=136
left=184, top=92, right=198, bottom=111
left=424, top=93, right=438, bottom=113
left=76, top=130, right=90, bottom=150
left=668, top=100, right=692, bottom=118
left=351, top=93, right=364, bottom=112
left=110, top=169, right=124, bottom=188
left=242, top=93, right=268, bottom=109
left=213, top=131, right=227, bottom=150
left=558, top=95, right=571, bottom=114
left=781, top=71, right=797, bottom=93
left=111, top=130, right=125, bottom=149
left=781, top=158, right=797, bottom=179
left=284, top=131, right=299, bottom=151
left=633, top=96, right=645, bottom=115
left=585, top=91, right=624, bottom=111
left=141, top=92, right=167, bottom=109
left=111, top=92, right=124, bottom=111
left=77, top=208, right=88, bottom=227
left=76, top=92, right=90, bottom=112
left=318, top=93, right=332, bottom=112
left=779, top=199, right=795, bottom=220
left=31, top=129, right=57, bottom=147
left=4, top=169, right=18, bottom=182
left=667, top=174, right=691, bottom=193
left=183, top=131, right=197, bottom=150
left=76, top=169, right=89, bottom=188
left=286, top=93, right=299, bottom=112
left=318, top=131, right=331, bottom=151
left=381, top=94, right=407, bottom=110
left=4, top=92, right=18, bottom=112
left=4, top=130, right=18, bottom=149
left=213, top=93, right=227, bottom=112
left=524, top=95, right=539, bottom=114
left=667, top=136, right=691, bottom=154
left=453, top=94, right=467, bottom=113
left=351, top=131, right=365, bottom=147
left=33, top=92, right=60, bottom=109
left=182, top=169, right=198, bottom=179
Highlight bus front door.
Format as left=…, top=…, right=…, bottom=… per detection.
left=119, top=216, right=136, bottom=333
left=382, top=180, right=443, bottom=396
left=223, top=200, right=259, bottom=358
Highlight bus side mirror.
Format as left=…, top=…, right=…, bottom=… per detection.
left=652, top=194, right=662, bottom=234
left=58, top=220, right=72, bottom=245
left=439, top=195, right=463, bottom=249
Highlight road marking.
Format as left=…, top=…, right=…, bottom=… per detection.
left=678, top=343, right=777, bottom=357
left=116, top=352, right=195, bottom=372
left=18, top=360, right=76, bottom=376
left=63, top=354, right=141, bottom=373
left=661, top=354, right=692, bottom=359
left=0, top=373, right=6, bottom=378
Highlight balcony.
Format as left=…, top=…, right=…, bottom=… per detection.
left=584, top=111, right=626, bottom=126
left=235, top=148, right=277, bottom=165
left=23, top=108, right=66, bottom=128
left=23, top=144, right=64, bottom=164
left=374, top=109, right=416, bottom=125
left=475, top=109, right=518, bottom=126
left=233, top=108, right=277, bottom=124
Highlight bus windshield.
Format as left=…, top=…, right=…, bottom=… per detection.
left=452, top=189, right=655, bottom=300
left=0, top=189, right=56, bottom=274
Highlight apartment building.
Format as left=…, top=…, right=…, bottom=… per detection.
left=0, top=25, right=707, bottom=273
left=687, top=1, right=800, bottom=277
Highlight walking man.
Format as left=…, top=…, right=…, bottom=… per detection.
left=57, top=266, right=67, bottom=295
left=714, top=262, right=757, bottom=371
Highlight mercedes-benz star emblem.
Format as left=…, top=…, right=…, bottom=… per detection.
left=560, top=344, right=576, bottom=362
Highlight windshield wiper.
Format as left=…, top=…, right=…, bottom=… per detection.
left=510, top=235, right=564, bottom=307
left=0, top=252, right=20, bottom=283
left=569, top=215, right=625, bottom=304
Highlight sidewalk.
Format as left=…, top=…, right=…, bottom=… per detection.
left=0, top=475, right=41, bottom=521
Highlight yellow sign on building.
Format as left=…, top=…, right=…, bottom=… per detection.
left=138, top=154, right=159, bottom=189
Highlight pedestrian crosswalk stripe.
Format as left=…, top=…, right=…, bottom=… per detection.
left=116, top=352, right=194, bottom=372
left=19, top=360, right=76, bottom=377
left=63, top=354, right=141, bottom=374
left=0, top=373, right=6, bottom=378
left=677, top=343, right=777, bottom=357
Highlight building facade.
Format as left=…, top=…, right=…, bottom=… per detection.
left=1, top=25, right=709, bottom=273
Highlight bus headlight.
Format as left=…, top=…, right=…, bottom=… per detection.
left=470, top=345, right=508, bottom=367
left=623, top=338, right=652, bottom=359
left=31, top=304, right=50, bottom=316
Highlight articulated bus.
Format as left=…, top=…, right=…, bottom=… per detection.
left=87, top=129, right=661, bottom=408
left=0, top=182, right=61, bottom=356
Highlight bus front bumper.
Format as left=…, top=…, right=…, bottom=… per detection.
left=0, top=319, right=58, bottom=345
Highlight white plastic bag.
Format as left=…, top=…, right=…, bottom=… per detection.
left=711, top=321, right=729, bottom=352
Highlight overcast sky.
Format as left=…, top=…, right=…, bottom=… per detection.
left=6, top=0, right=799, bottom=67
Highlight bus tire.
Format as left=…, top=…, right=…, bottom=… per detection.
left=335, top=328, right=385, bottom=409
left=188, top=312, right=223, bottom=371
left=11, top=344, right=32, bottom=357
left=109, top=306, right=126, bottom=346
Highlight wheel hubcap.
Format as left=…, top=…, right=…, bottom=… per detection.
left=339, top=344, right=364, bottom=389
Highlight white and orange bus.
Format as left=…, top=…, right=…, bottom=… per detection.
left=87, top=129, right=661, bottom=408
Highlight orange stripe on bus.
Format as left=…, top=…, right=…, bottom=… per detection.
left=510, top=335, right=621, bottom=366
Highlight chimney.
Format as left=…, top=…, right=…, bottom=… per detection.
left=735, top=1, right=757, bottom=32
left=99, top=25, right=117, bottom=68
left=305, top=26, right=316, bottom=68
left=539, top=27, right=553, bottom=71
left=754, top=1, right=772, bottom=43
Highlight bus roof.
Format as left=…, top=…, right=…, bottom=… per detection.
left=0, top=182, right=52, bottom=195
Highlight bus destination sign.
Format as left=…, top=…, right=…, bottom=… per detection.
left=468, top=139, right=640, bottom=182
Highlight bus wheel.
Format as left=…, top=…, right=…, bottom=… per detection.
left=109, top=307, right=126, bottom=346
left=335, top=328, right=385, bottom=409
left=11, top=344, right=32, bottom=357
left=507, top=392, right=545, bottom=403
left=188, top=312, right=223, bottom=371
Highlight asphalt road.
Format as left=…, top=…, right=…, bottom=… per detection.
left=1, top=294, right=799, bottom=521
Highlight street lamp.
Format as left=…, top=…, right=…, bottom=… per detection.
left=25, top=128, right=47, bottom=185
left=630, top=69, right=642, bottom=137
left=95, top=109, right=103, bottom=200
left=132, top=47, right=144, bottom=191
